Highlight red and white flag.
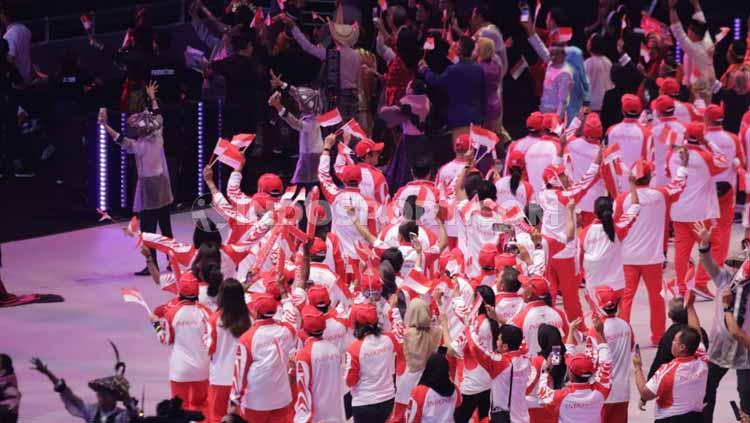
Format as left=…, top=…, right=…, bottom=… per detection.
left=128, top=215, right=139, bottom=235
left=250, top=7, right=263, bottom=28
left=640, top=13, right=671, bottom=43
left=550, top=27, right=573, bottom=44
left=601, top=144, right=624, bottom=196
left=510, top=56, right=528, bottom=80
left=423, top=37, right=435, bottom=50
left=96, top=208, right=114, bottom=223
left=212, top=138, right=246, bottom=169
left=121, top=287, right=151, bottom=314
left=80, top=15, right=93, bottom=33
left=469, top=124, right=499, bottom=162
left=378, top=0, right=388, bottom=11
left=231, top=133, right=256, bottom=150
left=403, top=269, right=434, bottom=295
left=316, top=108, right=343, bottom=127
left=340, top=118, right=367, bottom=139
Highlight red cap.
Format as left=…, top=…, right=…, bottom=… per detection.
left=264, top=277, right=282, bottom=299
left=454, top=134, right=471, bottom=152
left=253, top=293, right=279, bottom=317
left=350, top=303, right=379, bottom=326
left=653, top=95, right=675, bottom=114
left=657, top=77, right=681, bottom=96
left=307, top=285, right=331, bottom=307
left=686, top=122, right=705, bottom=142
left=566, top=353, right=596, bottom=377
left=252, top=192, right=277, bottom=211
left=341, top=164, right=362, bottom=184
left=495, top=253, right=516, bottom=270
left=478, top=243, right=498, bottom=269
left=621, top=94, right=642, bottom=115
left=301, top=305, right=327, bottom=334
left=310, top=237, right=327, bottom=256
left=705, top=104, right=724, bottom=122
left=526, top=111, right=544, bottom=131
left=355, top=139, right=385, bottom=158
left=360, top=273, right=383, bottom=293
left=506, top=149, right=525, bottom=169
left=542, top=164, right=566, bottom=186
left=595, top=285, right=621, bottom=309
left=583, top=112, right=603, bottom=139
left=542, top=113, right=561, bottom=132
left=258, top=173, right=283, bottom=196
left=631, top=160, right=654, bottom=180
left=522, top=275, right=550, bottom=297
left=439, top=248, right=465, bottom=275
left=178, top=273, right=199, bottom=297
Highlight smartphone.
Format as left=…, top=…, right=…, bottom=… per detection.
left=409, top=232, right=419, bottom=242
left=731, top=400, right=741, bottom=421
left=635, top=343, right=641, bottom=357
left=550, top=345, right=561, bottom=366
left=519, top=2, right=530, bottom=23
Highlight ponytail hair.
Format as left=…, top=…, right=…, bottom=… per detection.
left=509, top=166, right=522, bottom=196
left=594, top=196, right=615, bottom=242
left=201, top=262, right=223, bottom=298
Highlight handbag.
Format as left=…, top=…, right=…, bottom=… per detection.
left=490, top=359, right=513, bottom=423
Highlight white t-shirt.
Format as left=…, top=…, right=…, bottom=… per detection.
left=646, top=355, right=708, bottom=420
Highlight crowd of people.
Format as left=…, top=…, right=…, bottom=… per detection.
left=4, top=0, right=750, bottom=422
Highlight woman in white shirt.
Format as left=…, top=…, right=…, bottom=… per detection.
left=584, top=34, right=613, bottom=112
left=405, top=353, right=459, bottom=423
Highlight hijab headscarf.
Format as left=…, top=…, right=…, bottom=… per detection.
left=417, top=353, right=455, bottom=397
left=538, top=323, right=567, bottom=389
left=404, top=298, right=441, bottom=371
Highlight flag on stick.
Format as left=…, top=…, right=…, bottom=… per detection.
left=209, top=138, right=246, bottom=169
left=316, top=108, right=343, bottom=127
left=121, top=287, right=152, bottom=314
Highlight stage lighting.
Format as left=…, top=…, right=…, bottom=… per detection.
left=734, top=18, right=741, bottom=41
left=98, top=123, right=108, bottom=211
left=675, top=41, right=682, bottom=64
left=120, top=112, right=127, bottom=209
left=217, top=99, right=223, bottom=192
left=197, top=101, right=205, bottom=197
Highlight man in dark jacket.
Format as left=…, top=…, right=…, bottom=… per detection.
left=421, top=36, right=486, bottom=141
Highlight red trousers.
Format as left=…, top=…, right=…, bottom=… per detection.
left=547, top=256, right=583, bottom=324
left=673, top=219, right=720, bottom=292
left=621, top=264, right=665, bottom=345
left=388, top=402, right=407, bottom=423
left=242, top=404, right=292, bottom=423
left=601, top=401, right=628, bottom=423
left=696, top=190, right=734, bottom=287
left=170, top=380, right=208, bottom=413
left=206, top=384, right=231, bottom=423
left=529, top=407, right=554, bottom=423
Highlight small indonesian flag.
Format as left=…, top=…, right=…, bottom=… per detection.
left=403, top=269, right=434, bottom=295
left=469, top=124, right=499, bottom=151
left=510, top=56, right=528, bottom=80
left=80, top=15, right=93, bottom=33
left=316, top=108, right=343, bottom=127
left=121, top=287, right=151, bottom=313
left=340, top=118, right=367, bottom=139
left=250, top=7, right=263, bottom=28
left=550, top=27, right=573, bottom=44
left=378, top=0, right=388, bottom=11
left=423, top=37, right=435, bottom=51
left=640, top=13, right=671, bottom=43
left=231, top=133, right=256, bottom=150
left=97, top=208, right=114, bottom=223
left=212, top=138, right=246, bottom=169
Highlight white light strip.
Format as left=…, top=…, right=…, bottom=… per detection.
left=120, top=112, right=127, bottom=209
left=675, top=41, right=682, bottom=65
left=98, top=123, right=108, bottom=211
left=197, top=101, right=205, bottom=197
left=734, top=18, right=741, bottom=41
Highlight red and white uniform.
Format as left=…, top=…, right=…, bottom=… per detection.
left=505, top=134, right=542, bottom=174
left=455, top=201, right=504, bottom=277
left=294, top=337, right=346, bottom=423
left=538, top=343, right=612, bottom=423
left=646, top=354, right=708, bottom=420
left=616, top=168, right=687, bottom=342
left=405, top=385, right=460, bottom=423
left=579, top=203, right=640, bottom=294
left=450, top=328, right=492, bottom=396
left=647, top=117, right=686, bottom=187
left=308, top=262, right=351, bottom=309
left=524, top=137, right=562, bottom=196
left=495, top=175, right=534, bottom=207
left=563, top=137, right=607, bottom=214
left=494, top=291, right=524, bottom=323
left=318, top=154, right=374, bottom=269
left=231, top=319, right=298, bottom=412
left=469, top=330, right=532, bottom=423
left=672, top=100, right=699, bottom=125
left=511, top=300, right=569, bottom=357
left=606, top=118, right=650, bottom=174
left=345, top=332, right=405, bottom=407
left=374, top=223, right=440, bottom=276
left=392, top=180, right=441, bottom=233
left=323, top=311, right=351, bottom=354
left=667, top=144, right=728, bottom=290
left=158, top=300, right=212, bottom=383
left=358, top=162, right=389, bottom=206
left=588, top=317, right=634, bottom=406
left=436, top=157, right=468, bottom=201
left=206, top=311, right=242, bottom=423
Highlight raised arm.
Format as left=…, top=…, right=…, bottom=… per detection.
left=269, top=90, right=303, bottom=131
left=722, top=290, right=750, bottom=348
left=561, top=147, right=602, bottom=204
left=694, top=221, right=723, bottom=281
left=318, top=135, right=341, bottom=201
left=287, top=19, right=325, bottom=61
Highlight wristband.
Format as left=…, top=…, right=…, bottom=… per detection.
left=724, top=305, right=735, bottom=313
left=54, top=379, right=67, bottom=393
left=698, top=242, right=711, bottom=254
